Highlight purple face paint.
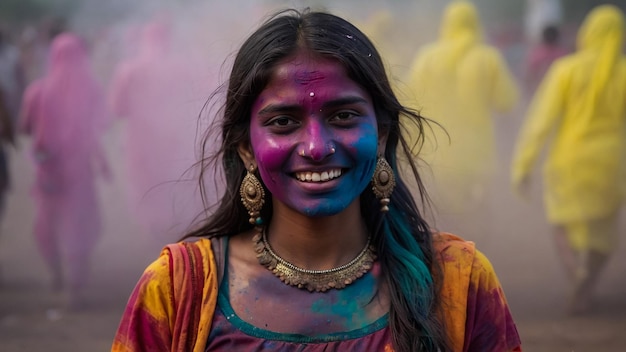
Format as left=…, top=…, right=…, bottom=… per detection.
left=249, top=54, right=379, bottom=217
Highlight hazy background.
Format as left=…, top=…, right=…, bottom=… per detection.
left=1, top=0, right=625, bottom=351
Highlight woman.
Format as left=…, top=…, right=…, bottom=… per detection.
left=19, top=33, right=109, bottom=309
left=512, top=5, right=626, bottom=315
left=113, top=9, right=521, bottom=352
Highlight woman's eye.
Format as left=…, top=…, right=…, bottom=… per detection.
left=267, top=116, right=297, bottom=127
left=330, top=111, right=358, bottom=122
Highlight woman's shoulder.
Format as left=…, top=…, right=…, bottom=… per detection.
left=432, top=232, right=498, bottom=279
left=147, top=237, right=219, bottom=280
left=166, top=237, right=214, bottom=252
left=146, top=237, right=221, bottom=297
left=137, top=239, right=213, bottom=275
left=165, top=237, right=219, bottom=265
left=432, top=232, right=502, bottom=287
left=432, top=232, right=476, bottom=257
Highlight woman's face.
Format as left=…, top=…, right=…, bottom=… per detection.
left=245, top=53, right=380, bottom=217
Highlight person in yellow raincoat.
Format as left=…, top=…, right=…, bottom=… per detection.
left=511, top=4, right=626, bottom=315
left=403, top=0, right=518, bottom=231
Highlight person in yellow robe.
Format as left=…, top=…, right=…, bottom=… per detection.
left=511, top=4, right=626, bottom=315
left=403, top=0, right=518, bottom=231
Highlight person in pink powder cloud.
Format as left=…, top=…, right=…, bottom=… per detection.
left=108, top=17, right=209, bottom=244
left=18, top=32, right=110, bottom=309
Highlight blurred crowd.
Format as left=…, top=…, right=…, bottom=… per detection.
left=0, top=0, right=623, bottom=321
left=0, top=10, right=226, bottom=310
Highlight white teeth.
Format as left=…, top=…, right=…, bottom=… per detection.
left=295, top=169, right=342, bottom=182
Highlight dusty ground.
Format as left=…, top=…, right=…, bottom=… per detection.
left=0, top=117, right=625, bottom=352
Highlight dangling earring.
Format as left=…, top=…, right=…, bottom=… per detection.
left=371, top=157, right=395, bottom=212
left=240, top=164, right=265, bottom=225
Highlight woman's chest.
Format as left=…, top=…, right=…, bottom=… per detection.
left=227, top=263, right=388, bottom=335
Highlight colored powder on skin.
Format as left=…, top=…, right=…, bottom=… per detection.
left=309, top=271, right=376, bottom=328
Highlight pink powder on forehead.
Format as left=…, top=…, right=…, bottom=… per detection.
left=293, top=70, right=325, bottom=84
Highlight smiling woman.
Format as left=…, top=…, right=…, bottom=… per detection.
left=245, top=52, right=379, bottom=217
left=111, top=8, right=522, bottom=352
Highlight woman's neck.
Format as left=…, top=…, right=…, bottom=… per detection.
left=265, top=199, right=369, bottom=271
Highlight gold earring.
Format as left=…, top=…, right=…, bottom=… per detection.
left=240, top=164, right=265, bottom=225
left=371, top=157, right=395, bottom=212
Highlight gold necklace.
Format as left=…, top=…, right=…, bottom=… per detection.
left=252, top=227, right=377, bottom=292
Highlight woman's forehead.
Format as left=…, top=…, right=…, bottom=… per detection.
left=272, top=53, right=347, bottom=82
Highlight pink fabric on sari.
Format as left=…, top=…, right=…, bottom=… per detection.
left=19, top=32, right=109, bottom=299
left=108, top=19, right=210, bottom=242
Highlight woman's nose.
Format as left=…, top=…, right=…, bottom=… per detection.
left=298, top=122, right=336, bottom=161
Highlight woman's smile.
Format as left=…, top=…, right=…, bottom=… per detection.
left=293, top=168, right=343, bottom=182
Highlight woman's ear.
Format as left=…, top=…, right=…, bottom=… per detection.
left=237, top=141, right=256, bottom=169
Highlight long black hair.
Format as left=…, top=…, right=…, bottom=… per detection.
left=184, top=9, right=451, bottom=352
